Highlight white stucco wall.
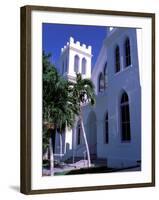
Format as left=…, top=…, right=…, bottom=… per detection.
left=86, top=28, right=141, bottom=168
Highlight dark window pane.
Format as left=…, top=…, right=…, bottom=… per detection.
left=121, top=123, right=126, bottom=140
left=82, top=58, right=86, bottom=74
left=74, top=55, right=79, bottom=72
left=121, top=92, right=131, bottom=142
left=126, top=123, right=131, bottom=140
left=125, top=105, right=130, bottom=121
left=99, top=73, right=105, bottom=92
left=121, top=92, right=128, bottom=103
left=104, top=63, right=108, bottom=89
left=105, top=113, right=109, bottom=144
left=125, top=38, right=131, bottom=67
left=105, top=122, right=108, bottom=143
left=121, top=106, right=125, bottom=122
left=115, top=46, right=120, bottom=73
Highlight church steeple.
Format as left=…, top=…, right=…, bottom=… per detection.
left=59, top=37, right=92, bottom=82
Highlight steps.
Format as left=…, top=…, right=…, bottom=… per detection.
left=64, top=154, right=107, bottom=168
left=90, top=154, right=107, bottom=167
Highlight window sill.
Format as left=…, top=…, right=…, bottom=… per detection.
left=114, top=64, right=132, bottom=76
left=114, top=70, right=122, bottom=76
left=124, top=64, right=132, bottom=70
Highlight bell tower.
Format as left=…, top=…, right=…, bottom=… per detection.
left=59, top=37, right=92, bottom=82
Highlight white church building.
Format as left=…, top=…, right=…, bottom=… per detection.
left=54, top=27, right=141, bottom=169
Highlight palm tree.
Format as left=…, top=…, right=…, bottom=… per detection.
left=43, top=51, right=58, bottom=175
left=55, top=79, right=80, bottom=160
left=43, top=52, right=79, bottom=175
left=71, top=73, right=96, bottom=167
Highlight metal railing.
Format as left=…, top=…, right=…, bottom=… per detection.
left=73, top=142, right=97, bottom=164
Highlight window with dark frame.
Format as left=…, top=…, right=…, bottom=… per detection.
left=120, top=92, right=131, bottom=142
left=105, top=113, right=109, bottom=144
left=98, top=72, right=105, bottom=93
left=115, top=45, right=120, bottom=73
left=125, top=37, right=131, bottom=67
left=82, top=57, right=86, bottom=74
left=104, top=62, right=108, bottom=89
left=74, top=55, right=79, bottom=73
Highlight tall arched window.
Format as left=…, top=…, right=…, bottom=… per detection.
left=115, top=45, right=120, bottom=73
left=125, top=37, right=131, bottom=67
left=105, top=113, right=109, bottom=144
left=120, top=91, right=131, bottom=141
left=82, top=58, right=86, bottom=74
left=74, top=55, right=79, bottom=73
left=77, top=123, right=81, bottom=145
left=98, top=73, right=105, bottom=93
left=104, top=62, right=108, bottom=89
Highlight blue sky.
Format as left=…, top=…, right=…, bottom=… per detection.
left=42, top=23, right=107, bottom=69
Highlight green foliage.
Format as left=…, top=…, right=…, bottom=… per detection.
left=42, top=51, right=80, bottom=152
left=42, top=52, right=96, bottom=156
left=72, top=73, right=96, bottom=108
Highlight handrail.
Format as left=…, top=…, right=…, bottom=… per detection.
left=74, top=143, right=97, bottom=160
left=75, top=142, right=97, bottom=152
left=61, top=142, right=98, bottom=163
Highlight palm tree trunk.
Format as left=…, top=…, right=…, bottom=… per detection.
left=49, top=136, right=54, bottom=176
left=80, top=117, right=91, bottom=167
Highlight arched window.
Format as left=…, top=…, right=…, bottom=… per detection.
left=77, top=123, right=81, bottom=145
left=105, top=113, right=109, bottom=144
left=74, top=55, right=79, bottom=73
left=104, top=62, right=108, bottom=89
left=120, top=92, right=131, bottom=141
left=115, top=45, right=120, bottom=73
left=98, top=73, right=105, bottom=93
left=82, top=58, right=86, bottom=74
left=125, top=37, right=131, bottom=67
